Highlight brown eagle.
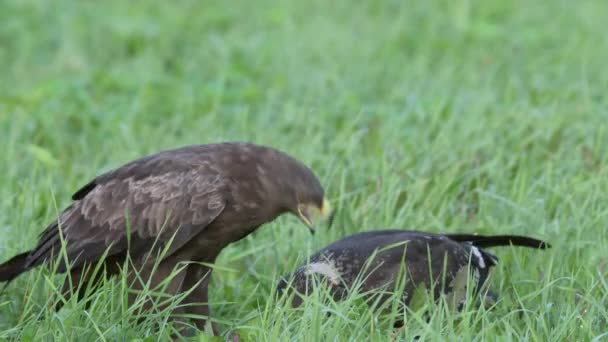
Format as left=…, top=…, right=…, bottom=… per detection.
left=0, top=142, right=333, bottom=334
left=278, top=229, right=549, bottom=323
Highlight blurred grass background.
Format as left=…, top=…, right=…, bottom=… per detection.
left=0, top=0, right=607, bottom=340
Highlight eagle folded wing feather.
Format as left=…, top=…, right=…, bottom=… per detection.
left=27, top=168, right=228, bottom=271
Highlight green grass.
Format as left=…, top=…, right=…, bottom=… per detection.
left=1, top=0, right=607, bottom=340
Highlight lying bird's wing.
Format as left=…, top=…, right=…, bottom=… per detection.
left=444, top=233, right=551, bottom=249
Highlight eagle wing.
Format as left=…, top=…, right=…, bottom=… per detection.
left=26, top=151, right=228, bottom=272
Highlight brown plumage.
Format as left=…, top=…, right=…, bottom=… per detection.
left=0, top=142, right=333, bottom=335
left=278, top=229, right=549, bottom=323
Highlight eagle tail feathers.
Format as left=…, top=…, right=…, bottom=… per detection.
left=0, top=251, right=30, bottom=283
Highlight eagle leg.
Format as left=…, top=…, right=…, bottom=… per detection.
left=126, top=255, right=190, bottom=325
left=55, top=266, right=87, bottom=312
left=55, top=264, right=106, bottom=311
left=179, top=263, right=216, bottom=335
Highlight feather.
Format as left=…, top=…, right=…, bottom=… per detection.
left=444, top=233, right=551, bottom=249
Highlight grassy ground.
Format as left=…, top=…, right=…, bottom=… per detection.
left=1, top=0, right=607, bottom=340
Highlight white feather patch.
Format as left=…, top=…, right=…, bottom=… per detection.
left=304, top=261, right=341, bottom=285
left=470, top=246, right=486, bottom=269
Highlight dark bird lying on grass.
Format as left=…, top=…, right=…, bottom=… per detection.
left=0, top=142, right=333, bottom=335
left=277, top=230, right=550, bottom=323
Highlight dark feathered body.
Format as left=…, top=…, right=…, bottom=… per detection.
left=278, top=230, right=550, bottom=312
left=0, top=142, right=329, bottom=335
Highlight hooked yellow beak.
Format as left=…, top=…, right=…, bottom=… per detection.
left=297, top=198, right=334, bottom=235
